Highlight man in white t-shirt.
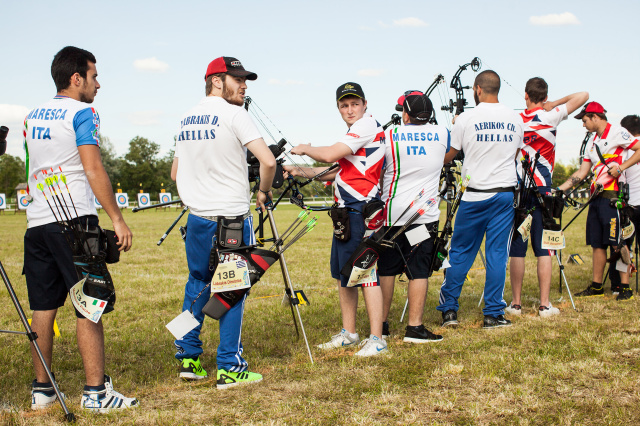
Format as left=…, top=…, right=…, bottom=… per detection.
left=171, top=56, right=276, bottom=387
left=436, top=70, right=524, bottom=329
left=24, top=46, right=136, bottom=412
left=507, top=78, right=588, bottom=318
left=558, top=103, right=640, bottom=301
left=284, top=82, right=387, bottom=357
left=605, top=115, right=640, bottom=299
left=378, top=92, right=449, bottom=343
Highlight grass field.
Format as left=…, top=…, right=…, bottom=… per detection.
left=1, top=203, right=639, bottom=425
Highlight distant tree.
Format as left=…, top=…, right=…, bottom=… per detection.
left=552, top=159, right=580, bottom=188
left=120, top=136, right=161, bottom=197
left=99, top=135, right=124, bottom=190
left=0, top=154, right=25, bottom=197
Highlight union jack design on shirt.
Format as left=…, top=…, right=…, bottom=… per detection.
left=334, top=115, right=385, bottom=209
left=518, top=105, right=568, bottom=187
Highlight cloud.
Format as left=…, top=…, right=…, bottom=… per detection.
left=268, top=79, right=305, bottom=86
left=377, top=20, right=390, bottom=28
left=127, top=110, right=164, bottom=126
left=357, top=69, right=385, bottom=77
left=133, top=57, right=169, bottom=72
left=529, top=12, right=580, bottom=26
left=0, top=104, right=30, bottom=123
left=392, top=17, right=428, bottom=27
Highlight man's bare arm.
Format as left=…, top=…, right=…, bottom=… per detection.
left=557, top=160, right=591, bottom=192
left=78, top=144, right=132, bottom=251
left=544, top=92, right=589, bottom=115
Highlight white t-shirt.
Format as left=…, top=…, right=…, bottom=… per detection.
left=381, top=123, right=450, bottom=225
left=175, top=96, right=262, bottom=217
left=622, top=146, right=640, bottom=206
left=451, top=102, right=524, bottom=202
left=333, top=114, right=385, bottom=209
left=24, top=96, right=99, bottom=228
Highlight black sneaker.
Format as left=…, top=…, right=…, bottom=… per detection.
left=403, top=325, right=443, bottom=343
left=442, top=310, right=458, bottom=327
left=382, top=321, right=390, bottom=338
left=575, top=284, right=604, bottom=297
left=483, top=315, right=511, bottom=329
left=616, top=288, right=634, bottom=301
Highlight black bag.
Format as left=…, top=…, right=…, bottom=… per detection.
left=429, top=236, right=448, bottom=277
left=202, top=247, right=279, bottom=320
left=216, top=216, right=244, bottom=249
left=340, top=230, right=389, bottom=277
left=328, top=205, right=351, bottom=242
left=73, top=253, right=116, bottom=314
left=514, top=207, right=529, bottom=238
left=101, top=228, right=120, bottom=264
left=363, top=199, right=385, bottom=231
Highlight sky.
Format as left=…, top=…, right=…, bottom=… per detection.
left=1, top=0, right=639, bottom=169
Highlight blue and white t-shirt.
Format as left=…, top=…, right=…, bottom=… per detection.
left=24, top=96, right=100, bottom=228
left=382, top=123, right=450, bottom=225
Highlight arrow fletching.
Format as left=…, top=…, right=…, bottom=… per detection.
left=37, top=183, right=44, bottom=191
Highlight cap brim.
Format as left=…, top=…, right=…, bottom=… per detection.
left=227, top=70, right=258, bottom=81
left=574, top=111, right=586, bottom=119
left=337, top=93, right=363, bottom=101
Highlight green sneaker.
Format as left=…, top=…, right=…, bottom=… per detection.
left=179, top=357, right=207, bottom=380
left=216, top=369, right=262, bottom=389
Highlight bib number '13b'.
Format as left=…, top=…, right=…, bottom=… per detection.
left=211, top=258, right=251, bottom=293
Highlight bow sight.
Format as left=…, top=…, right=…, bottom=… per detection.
left=441, top=57, right=481, bottom=116
left=247, top=138, right=286, bottom=188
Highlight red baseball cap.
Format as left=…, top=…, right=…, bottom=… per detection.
left=396, top=90, right=423, bottom=112
left=575, top=101, right=607, bottom=119
left=204, top=57, right=257, bottom=81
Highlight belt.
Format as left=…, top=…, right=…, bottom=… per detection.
left=598, top=190, right=618, bottom=200
left=467, top=186, right=515, bottom=193
left=196, top=211, right=252, bottom=222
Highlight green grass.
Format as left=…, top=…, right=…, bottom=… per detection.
left=1, top=204, right=640, bottom=425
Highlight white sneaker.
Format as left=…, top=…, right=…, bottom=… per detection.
left=31, top=380, right=65, bottom=410
left=539, top=304, right=560, bottom=318
left=505, top=304, right=521, bottom=315
left=354, top=335, right=388, bottom=357
left=317, top=329, right=360, bottom=349
left=81, top=375, right=139, bottom=413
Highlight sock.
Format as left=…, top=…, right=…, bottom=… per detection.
left=348, top=332, right=358, bottom=339
left=32, top=379, right=55, bottom=396
left=592, top=281, right=602, bottom=289
left=83, top=383, right=106, bottom=393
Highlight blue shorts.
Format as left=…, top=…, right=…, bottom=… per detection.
left=586, top=196, right=620, bottom=249
left=377, top=222, right=438, bottom=279
left=510, top=187, right=554, bottom=258
left=330, top=211, right=379, bottom=287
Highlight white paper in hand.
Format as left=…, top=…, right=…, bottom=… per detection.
left=405, top=224, right=430, bottom=246
left=166, top=310, right=200, bottom=340
left=441, top=258, right=451, bottom=270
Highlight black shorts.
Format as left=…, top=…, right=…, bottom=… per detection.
left=23, top=216, right=98, bottom=317
left=377, top=221, right=438, bottom=280
left=586, top=197, right=620, bottom=249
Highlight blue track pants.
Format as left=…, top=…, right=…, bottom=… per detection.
left=437, top=192, right=515, bottom=317
left=174, top=213, right=255, bottom=372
